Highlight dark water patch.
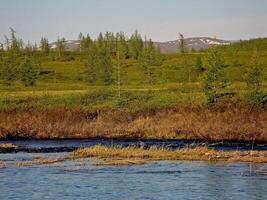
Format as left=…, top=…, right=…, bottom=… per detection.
left=134, top=170, right=182, bottom=175
left=0, top=139, right=267, bottom=154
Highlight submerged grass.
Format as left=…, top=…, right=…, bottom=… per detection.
left=14, top=145, right=267, bottom=167
left=16, top=157, right=66, bottom=167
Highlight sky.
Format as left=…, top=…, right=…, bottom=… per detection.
left=0, top=0, right=267, bottom=43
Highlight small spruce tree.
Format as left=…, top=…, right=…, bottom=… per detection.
left=245, top=54, right=265, bottom=107
left=116, top=32, right=128, bottom=101
left=202, top=49, right=228, bottom=105
left=99, top=42, right=113, bottom=85
left=129, top=30, right=143, bottom=60
left=87, top=43, right=98, bottom=85
left=40, top=37, right=50, bottom=54
left=139, top=39, right=161, bottom=85
left=20, top=57, right=40, bottom=87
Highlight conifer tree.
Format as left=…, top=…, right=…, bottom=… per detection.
left=178, top=33, right=190, bottom=79
left=139, top=39, right=161, bottom=85
left=245, top=54, right=265, bottom=106
left=79, top=34, right=92, bottom=53
left=55, top=37, right=66, bottom=60
left=9, top=28, right=21, bottom=54
left=40, top=37, right=50, bottom=54
left=202, top=49, right=228, bottom=105
left=97, top=32, right=104, bottom=49
left=116, top=32, right=128, bottom=58
left=116, top=32, right=128, bottom=100
left=20, top=56, right=40, bottom=86
left=78, top=32, right=83, bottom=52
left=0, top=28, right=21, bottom=85
left=87, top=43, right=98, bottom=85
left=129, top=30, right=143, bottom=59
left=99, top=38, right=113, bottom=85
left=104, top=32, right=116, bottom=56
left=178, top=33, right=186, bottom=54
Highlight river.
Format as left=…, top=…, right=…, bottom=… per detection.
left=0, top=140, right=267, bottom=200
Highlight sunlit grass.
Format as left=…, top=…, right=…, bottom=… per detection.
left=13, top=145, right=267, bottom=167
left=71, top=145, right=267, bottom=165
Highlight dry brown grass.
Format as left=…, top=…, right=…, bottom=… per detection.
left=13, top=145, right=267, bottom=167
left=0, top=103, right=266, bottom=141
left=71, top=145, right=267, bottom=164
left=0, top=143, right=18, bottom=148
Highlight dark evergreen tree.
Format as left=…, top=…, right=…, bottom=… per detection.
left=40, top=37, right=50, bottom=54
left=87, top=43, right=98, bottom=85
left=0, top=28, right=21, bottom=85
left=245, top=54, right=265, bottom=106
left=178, top=33, right=186, bottom=54
left=9, top=28, right=21, bottom=54
left=129, top=30, right=143, bottom=59
left=99, top=38, right=113, bottom=85
left=97, top=32, right=104, bottom=49
left=80, top=34, right=93, bottom=53
left=139, top=39, right=161, bottom=85
left=116, top=33, right=128, bottom=100
left=20, top=56, right=40, bottom=86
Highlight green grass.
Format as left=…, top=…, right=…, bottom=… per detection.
left=0, top=39, right=267, bottom=111
left=0, top=86, right=202, bottom=112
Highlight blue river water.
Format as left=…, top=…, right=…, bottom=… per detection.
left=0, top=152, right=267, bottom=200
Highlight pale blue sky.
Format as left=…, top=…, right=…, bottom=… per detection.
left=0, top=0, right=267, bottom=43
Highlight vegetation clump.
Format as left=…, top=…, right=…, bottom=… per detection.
left=70, top=145, right=267, bottom=165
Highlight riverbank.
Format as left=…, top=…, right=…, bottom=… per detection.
left=0, top=101, right=266, bottom=141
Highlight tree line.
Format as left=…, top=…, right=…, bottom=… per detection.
left=0, top=28, right=40, bottom=86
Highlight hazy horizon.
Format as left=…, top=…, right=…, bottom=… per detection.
left=0, top=0, right=267, bottom=43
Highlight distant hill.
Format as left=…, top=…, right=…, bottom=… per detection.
left=50, top=37, right=234, bottom=54
left=154, top=37, right=233, bottom=53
